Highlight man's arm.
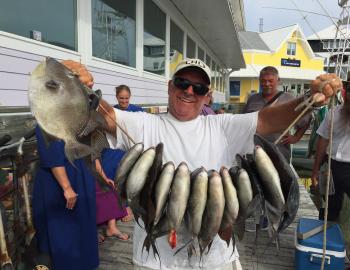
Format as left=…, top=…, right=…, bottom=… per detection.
left=311, top=136, right=329, bottom=187
left=280, top=119, right=311, bottom=145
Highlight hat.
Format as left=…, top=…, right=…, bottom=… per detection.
left=173, top=58, right=211, bottom=85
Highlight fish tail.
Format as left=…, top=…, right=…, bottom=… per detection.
left=174, top=238, right=193, bottom=256
left=168, top=229, right=177, bottom=249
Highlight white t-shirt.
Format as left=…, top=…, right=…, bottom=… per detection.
left=317, top=105, right=350, bottom=162
left=108, top=109, right=258, bottom=270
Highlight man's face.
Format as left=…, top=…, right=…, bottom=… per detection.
left=168, top=70, right=209, bottom=121
left=259, top=74, right=279, bottom=96
left=116, top=89, right=130, bottom=110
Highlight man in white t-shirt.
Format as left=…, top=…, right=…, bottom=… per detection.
left=95, top=58, right=340, bottom=270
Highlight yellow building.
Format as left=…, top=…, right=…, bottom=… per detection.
left=230, top=24, right=324, bottom=103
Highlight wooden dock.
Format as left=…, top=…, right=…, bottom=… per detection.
left=98, top=183, right=318, bottom=270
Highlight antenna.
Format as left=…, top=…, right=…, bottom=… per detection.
left=259, top=18, right=264, bottom=32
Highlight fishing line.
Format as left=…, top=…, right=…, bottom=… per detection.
left=98, top=103, right=136, bottom=145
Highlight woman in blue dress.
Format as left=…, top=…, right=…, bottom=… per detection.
left=32, top=125, right=99, bottom=270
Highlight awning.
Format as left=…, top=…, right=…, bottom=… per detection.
left=230, top=64, right=323, bottom=80
left=169, top=0, right=245, bottom=70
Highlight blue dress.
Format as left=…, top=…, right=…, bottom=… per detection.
left=32, top=126, right=99, bottom=270
left=113, top=103, right=144, bottom=112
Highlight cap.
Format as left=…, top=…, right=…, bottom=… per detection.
left=173, top=58, right=211, bottom=85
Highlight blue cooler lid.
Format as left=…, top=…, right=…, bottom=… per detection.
left=297, top=218, right=345, bottom=252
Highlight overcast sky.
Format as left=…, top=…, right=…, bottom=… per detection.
left=244, top=0, right=344, bottom=37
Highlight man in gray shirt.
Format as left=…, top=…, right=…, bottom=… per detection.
left=243, top=66, right=310, bottom=162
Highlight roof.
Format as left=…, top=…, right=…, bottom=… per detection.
left=260, top=24, right=299, bottom=52
left=238, top=31, right=269, bottom=51
left=170, top=0, right=245, bottom=69
left=307, top=24, right=350, bottom=40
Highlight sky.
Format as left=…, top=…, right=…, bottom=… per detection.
left=244, top=0, right=344, bottom=37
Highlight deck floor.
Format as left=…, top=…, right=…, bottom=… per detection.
left=98, top=183, right=318, bottom=270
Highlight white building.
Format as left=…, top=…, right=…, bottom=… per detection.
left=0, top=0, right=246, bottom=108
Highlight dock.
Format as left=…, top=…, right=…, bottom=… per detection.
left=98, top=183, right=318, bottom=269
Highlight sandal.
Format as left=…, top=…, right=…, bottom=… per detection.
left=105, top=232, right=130, bottom=242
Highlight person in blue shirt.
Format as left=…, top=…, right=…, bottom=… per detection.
left=32, top=126, right=99, bottom=270
left=113, top=84, right=144, bottom=112
left=102, top=84, right=143, bottom=223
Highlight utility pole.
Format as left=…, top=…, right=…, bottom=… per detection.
left=259, top=18, right=264, bottom=32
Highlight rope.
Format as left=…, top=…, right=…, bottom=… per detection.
left=321, top=97, right=335, bottom=270
left=98, top=103, right=136, bottom=145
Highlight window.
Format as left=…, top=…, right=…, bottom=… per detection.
left=230, top=81, right=240, bottom=96
left=206, top=55, right=211, bottom=69
left=287, top=42, right=296, bottom=56
left=144, top=0, right=166, bottom=75
left=0, top=0, right=76, bottom=50
left=92, top=0, right=136, bottom=67
left=170, top=21, right=184, bottom=77
left=211, top=62, right=216, bottom=90
left=198, top=47, right=204, bottom=61
left=186, top=36, right=195, bottom=58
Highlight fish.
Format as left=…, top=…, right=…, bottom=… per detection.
left=229, top=166, right=253, bottom=241
left=166, top=162, right=191, bottom=249
left=198, top=170, right=225, bottom=257
left=254, top=134, right=299, bottom=233
left=218, top=167, right=239, bottom=247
left=153, top=161, right=175, bottom=226
left=114, top=142, right=144, bottom=194
left=139, top=143, right=164, bottom=259
left=126, top=147, right=156, bottom=203
left=28, top=57, right=103, bottom=164
left=254, top=145, right=285, bottom=233
left=176, top=167, right=208, bottom=258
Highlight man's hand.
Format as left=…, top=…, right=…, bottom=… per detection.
left=61, top=60, right=94, bottom=88
left=280, top=134, right=299, bottom=145
left=310, top=73, right=342, bottom=106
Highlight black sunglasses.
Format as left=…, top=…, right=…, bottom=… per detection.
left=173, top=77, right=209, bottom=96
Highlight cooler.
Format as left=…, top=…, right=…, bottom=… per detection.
left=295, top=218, right=346, bottom=270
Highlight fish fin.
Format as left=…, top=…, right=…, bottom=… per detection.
left=187, top=243, right=197, bottom=262
left=65, top=141, right=93, bottom=164
left=174, top=238, right=193, bottom=256
left=78, top=110, right=107, bottom=137
left=205, top=240, right=214, bottom=255
left=246, top=195, right=261, bottom=218
left=232, top=219, right=245, bottom=241
left=90, top=129, right=109, bottom=154
left=230, top=234, right=236, bottom=258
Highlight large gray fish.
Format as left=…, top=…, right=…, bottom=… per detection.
left=254, top=145, right=285, bottom=233
left=114, top=142, right=144, bottom=192
left=153, top=161, right=175, bottom=226
left=29, top=57, right=103, bottom=163
left=254, top=134, right=299, bottom=233
left=229, top=166, right=253, bottom=241
left=166, top=162, right=190, bottom=249
left=198, top=170, right=225, bottom=257
left=126, top=147, right=156, bottom=203
left=218, top=167, right=239, bottom=247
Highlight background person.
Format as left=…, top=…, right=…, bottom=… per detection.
left=201, top=93, right=216, bottom=115
left=311, top=84, right=350, bottom=221
left=114, top=84, right=144, bottom=112
left=243, top=66, right=311, bottom=162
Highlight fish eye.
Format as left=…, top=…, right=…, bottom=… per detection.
left=45, top=80, right=60, bottom=90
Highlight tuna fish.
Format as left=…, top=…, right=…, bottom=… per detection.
left=114, top=142, right=144, bottom=192
left=126, top=147, right=156, bottom=203
left=254, top=145, right=285, bottom=233
left=254, top=134, right=299, bottom=233
left=198, top=170, right=225, bottom=257
left=229, top=166, right=253, bottom=241
left=167, top=162, right=191, bottom=249
left=219, top=167, right=239, bottom=247
left=29, top=57, right=103, bottom=164
left=153, top=161, right=175, bottom=226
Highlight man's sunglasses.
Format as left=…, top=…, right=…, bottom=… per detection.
left=173, top=77, right=210, bottom=96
